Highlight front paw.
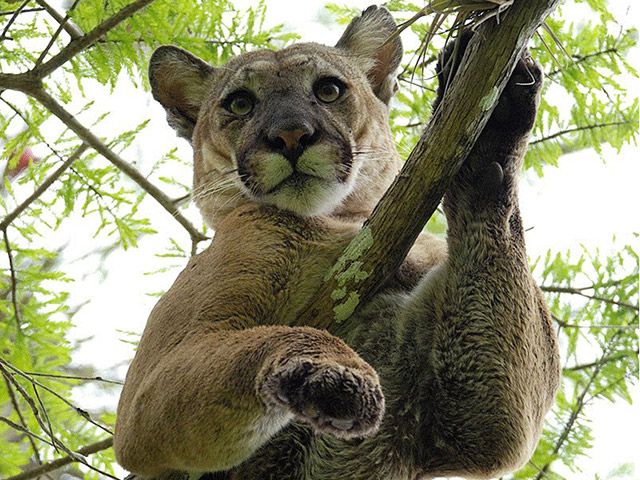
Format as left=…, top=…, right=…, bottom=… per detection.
left=261, top=358, right=384, bottom=439
left=435, top=29, right=543, bottom=137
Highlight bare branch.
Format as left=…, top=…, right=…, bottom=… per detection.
left=0, top=415, right=57, bottom=448
left=0, top=361, right=119, bottom=479
left=528, top=460, right=562, bottom=480
left=564, top=349, right=639, bottom=372
left=1, top=438, right=114, bottom=480
left=31, top=384, right=58, bottom=454
left=0, top=415, right=117, bottom=480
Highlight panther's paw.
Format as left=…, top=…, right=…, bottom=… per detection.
left=434, top=29, right=543, bottom=136
left=262, top=358, right=384, bottom=439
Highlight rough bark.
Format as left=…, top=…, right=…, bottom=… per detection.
left=297, top=0, right=561, bottom=330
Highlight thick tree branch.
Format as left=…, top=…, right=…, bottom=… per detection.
left=297, top=0, right=561, bottom=329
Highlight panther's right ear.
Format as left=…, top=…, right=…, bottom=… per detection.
left=335, top=6, right=403, bottom=105
left=149, top=46, right=216, bottom=142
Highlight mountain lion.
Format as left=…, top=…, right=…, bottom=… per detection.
left=114, top=6, right=560, bottom=480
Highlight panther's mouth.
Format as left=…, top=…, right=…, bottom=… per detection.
left=263, top=171, right=326, bottom=195
left=236, top=143, right=355, bottom=216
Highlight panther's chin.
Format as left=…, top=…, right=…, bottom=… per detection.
left=261, top=174, right=354, bottom=217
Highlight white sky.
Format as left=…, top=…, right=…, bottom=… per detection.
left=24, top=1, right=637, bottom=479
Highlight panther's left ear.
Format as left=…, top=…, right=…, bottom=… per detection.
left=149, top=45, right=216, bottom=142
left=335, top=5, right=403, bottom=104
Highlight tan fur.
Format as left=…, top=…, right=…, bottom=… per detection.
left=115, top=7, right=559, bottom=480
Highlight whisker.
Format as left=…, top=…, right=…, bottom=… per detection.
left=191, top=177, right=238, bottom=202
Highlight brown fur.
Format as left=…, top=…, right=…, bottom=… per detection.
left=115, top=6, right=560, bottom=480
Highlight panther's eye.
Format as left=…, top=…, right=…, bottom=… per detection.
left=314, top=78, right=345, bottom=103
left=224, top=91, right=255, bottom=116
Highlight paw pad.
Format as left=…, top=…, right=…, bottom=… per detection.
left=262, top=358, right=385, bottom=439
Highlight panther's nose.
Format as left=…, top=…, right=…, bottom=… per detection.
left=276, top=128, right=310, bottom=150
left=266, top=121, right=316, bottom=160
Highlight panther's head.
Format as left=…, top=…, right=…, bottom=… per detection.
left=149, top=6, right=403, bottom=226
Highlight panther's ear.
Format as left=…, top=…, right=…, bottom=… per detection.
left=149, top=46, right=216, bottom=142
left=335, top=5, right=403, bottom=105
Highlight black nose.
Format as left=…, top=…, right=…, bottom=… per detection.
left=266, top=121, right=316, bottom=161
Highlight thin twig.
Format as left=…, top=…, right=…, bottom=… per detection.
left=1, top=362, right=64, bottom=453
left=24, top=371, right=123, bottom=385
left=0, top=363, right=42, bottom=419
left=0, top=357, right=114, bottom=435
left=35, top=0, right=83, bottom=39
left=0, top=416, right=58, bottom=448
left=560, top=324, right=637, bottom=329
left=528, top=460, right=561, bottom=480
left=0, top=0, right=29, bottom=41
left=540, top=284, right=637, bottom=311
left=0, top=414, right=118, bottom=480
left=27, top=86, right=207, bottom=245
left=547, top=47, right=620, bottom=77
left=1, top=438, right=114, bottom=480
left=564, top=349, right=639, bottom=372
left=2, top=373, right=43, bottom=465
left=0, top=144, right=89, bottom=231
left=33, top=0, right=158, bottom=79
left=530, top=121, right=633, bottom=146
left=0, top=7, right=45, bottom=17
left=34, top=0, right=82, bottom=68
left=2, top=229, right=22, bottom=330
left=585, top=373, right=635, bottom=405
left=534, top=331, right=626, bottom=480
left=0, top=362, right=119, bottom=480
left=31, top=384, right=59, bottom=453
